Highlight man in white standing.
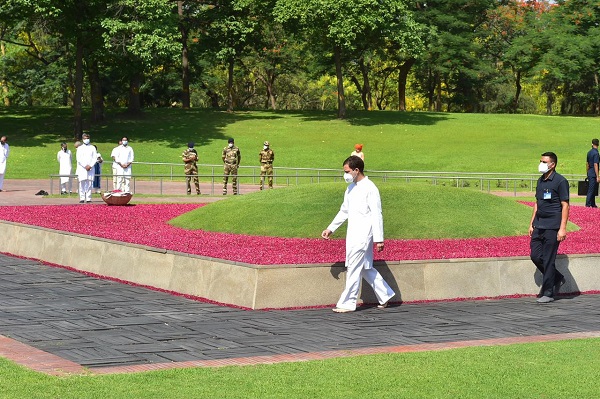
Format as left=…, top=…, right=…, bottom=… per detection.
left=0, top=136, right=9, bottom=192
left=321, top=155, right=395, bottom=313
left=57, top=142, right=72, bottom=194
left=115, top=136, right=134, bottom=192
left=110, top=139, right=122, bottom=190
left=76, top=133, right=97, bottom=203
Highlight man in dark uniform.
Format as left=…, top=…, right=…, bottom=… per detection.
left=182, top=142, right=200, bottom=195
left=585, top=138, right=599, bottom=207
left=529, top=151, right=569, bottom=303
left=222, top=138, right=241, bottom=195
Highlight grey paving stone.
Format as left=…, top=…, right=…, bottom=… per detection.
left=2, top=253, right=600, bottom=369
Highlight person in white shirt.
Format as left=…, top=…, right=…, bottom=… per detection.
left=0, top=136, right=9, bottom=192
left=76, top=133, right=97, bottom=203
left=114, top=136, right=134, bottom=192
left=57, top=142, right=72, bottom=194
left=321, top=155, right=395, bottom=313
left=110, top=140, right=122, bottom=190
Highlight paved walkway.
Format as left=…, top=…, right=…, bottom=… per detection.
left=1, top=253, right=600, bottom=375
left=1, top=179, right=600, bottom=376
left=0, top=178, right=262, bottom=206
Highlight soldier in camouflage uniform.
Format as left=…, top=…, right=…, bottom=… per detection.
left=259, top=141, right=275, bottom=190
left=182, top=142, right=200, bottom=195
left=222, top=138, right=241, bottom=195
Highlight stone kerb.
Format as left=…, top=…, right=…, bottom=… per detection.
left=2, top=220, right=599, bottom=309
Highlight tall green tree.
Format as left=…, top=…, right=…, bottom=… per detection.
left=275, top=0, right=417, bottom=118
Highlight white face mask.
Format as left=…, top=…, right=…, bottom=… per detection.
left=82, top=138, right=90, bottom=145
left=538, top=162, right=550, bottom=174
left=122, top=140, right=128, bottom=146
left=263, top=145, right=268, bottom=150
left=343, top=172, right=355, bottom=184
left=228, top=143, right=233, bottom=148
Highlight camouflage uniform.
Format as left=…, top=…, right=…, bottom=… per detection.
left=182, top=147, right=200, bottom=194
left=259, top=142, right=275, bottom=190
left=222, top=143, right=241, bottom=195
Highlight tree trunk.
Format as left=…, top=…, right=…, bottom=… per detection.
left=88, top=60, right=105, bottom=123
left=435, top=72, right=442, bottom=112
left=0, top=42, right=9, bottom=106
left=512, top=70, right=521, bottom=113
left=178, top=1, right=191, bottom=109
left=128, top=72, right=142, bottom=114
left=546, top=90, right=554, bottom=115
left=73, top=36, right=84, bottom=140
left=595, top=72, right=600, bottom=115
left=227, top=57, right=234, bottom=112
left=334, top=45, right=346, bottom=119
left=397, top=58, right=415, bottom=111
left=359, top=57, right=371, bottom=110
left=266, top=74, right=277, bottom=110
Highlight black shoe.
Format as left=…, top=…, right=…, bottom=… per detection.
left=79, top=200, right=84, bottom=203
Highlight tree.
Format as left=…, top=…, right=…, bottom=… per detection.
left=275, top=0, right=418, bottom=119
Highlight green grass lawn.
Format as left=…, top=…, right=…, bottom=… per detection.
left=171, top=182, right=561, bottom=239
left=2, top=338, right=600, bottom=398
left=1, top=107, right=596, bottom=178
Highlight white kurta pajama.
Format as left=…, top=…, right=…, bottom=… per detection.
left=327, top=177, right=395, bottom=311
left=0, top=143, right=9, bottom=190
left=114, top=145, right=134, bottom=192
left=57, top=149, right=72, bottom=193
left=76, top=143, right=97, bottom=202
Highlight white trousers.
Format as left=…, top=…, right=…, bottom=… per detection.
left=79, top=179, right=92, bottom=201
left=336, top=247, right=395, bottom=311
left=118, top=175, right=131, bottom=192
left=112, top=166, right=118, bottom=190
left=0, top=173, right=4, bottom=190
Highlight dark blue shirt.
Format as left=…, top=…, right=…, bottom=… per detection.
left=533, top=171, right=569, bottom=230
left=587, top=147, right=599, bottom=178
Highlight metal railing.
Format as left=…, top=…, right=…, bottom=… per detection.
left=49, top=165, right=586, bottom=196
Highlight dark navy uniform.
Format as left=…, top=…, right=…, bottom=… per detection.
left=530, top=171, right=569, bottom=299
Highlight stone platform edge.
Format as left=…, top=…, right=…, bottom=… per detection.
left=2, top=220, right=598, bottom=309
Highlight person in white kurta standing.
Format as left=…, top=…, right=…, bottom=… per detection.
left=0, top=136, right=9, bottom=192
left=110, top=140, right=122, bottom=190
left=76, top=134, right=97, bottom=203
left=57, top=142, right=73, bottom=194
left=115, top=136, right=134, bottom=192
left=321, top=155, right=395, bottom=313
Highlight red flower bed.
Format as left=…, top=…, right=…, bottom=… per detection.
left=0, top=203, right=597, bottom=265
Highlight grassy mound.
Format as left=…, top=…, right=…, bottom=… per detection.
left=170, top=182, right=539, bottom=239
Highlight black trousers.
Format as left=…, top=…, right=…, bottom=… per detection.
left=586, top=177, right=597, bottom=207
left=530, top=228, right=564, bottom=297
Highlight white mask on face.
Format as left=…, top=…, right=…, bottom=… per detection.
left=538, top=162, right=550, bottom=174
left=263, top=145, right=268, bottom=150
left=228, top=143, right=233, bottom=148
left=122, top=140, right=128, bottom=146
left=83, top=138, right=90, bottom=145
left=343, top=172, right=355, bottom=184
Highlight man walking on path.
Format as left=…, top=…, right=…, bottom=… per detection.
left=321, top=155, right=395, bottom=313
left=0, top=136, right=9, bottom=192
left=529, top=151, right=569, bottom=303
left=585, top=138, right=599, bottom=208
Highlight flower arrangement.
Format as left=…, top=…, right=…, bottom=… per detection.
left=0, top=203, right=596, bottom=265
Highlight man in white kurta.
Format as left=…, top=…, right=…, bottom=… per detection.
left=76, top=134, right=97, bottom=203
left=0, top=136, right=9, bottom=191
left=114, top=136, right=134, bottom=192
left=321, top=156, right=395, bottom=312
left=57, top=142, right=72, bottom=194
